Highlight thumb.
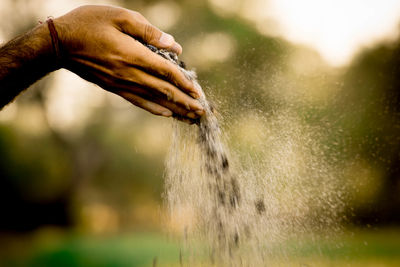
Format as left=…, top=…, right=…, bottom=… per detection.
left=121, top=13, right=182, bottom=54
left=158, top=31, right=183, bottom=55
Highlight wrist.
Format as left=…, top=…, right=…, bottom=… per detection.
left=0, top=21, right=60, bottom=107
left=31, top=20, right=63, bottom=71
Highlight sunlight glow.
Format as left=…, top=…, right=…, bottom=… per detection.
left=186, top=32, right=236, bottom=66
left=144, top=1, right=181, bottom=31
left=208, top=0, right=242, bottom=16
left=271, top=0, right=400, bottom=66
left=40, top=0, right=120, bottom=17
left=45, top=70, right=106, bottom=133
left=238, top=0, right=400, bottom=66
left=0, top=102, right=18, bottom=122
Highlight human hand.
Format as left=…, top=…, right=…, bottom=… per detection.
left=53, top=5, right=204, bottom=120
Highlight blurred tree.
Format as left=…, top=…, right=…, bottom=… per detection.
left=1, top=0, right=400, bottom=233
left=339, top=39, right=400, bottom=225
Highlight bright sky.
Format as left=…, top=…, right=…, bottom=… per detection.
left=241, top=0, right=400, bottom=66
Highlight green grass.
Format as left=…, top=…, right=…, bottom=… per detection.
left=1, top=232, right=181, bottom=267
left=1, top=228, right=400, bottom=266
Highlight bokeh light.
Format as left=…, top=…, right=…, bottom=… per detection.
left=1, top=0, right=400, bottom=265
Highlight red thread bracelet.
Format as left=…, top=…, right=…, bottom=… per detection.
left=46, top=18, right=63, bottom=65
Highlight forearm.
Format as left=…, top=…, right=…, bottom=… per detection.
left=0, top=5, right=203, bottom=120
left=0, top=23, right=56, bottom=109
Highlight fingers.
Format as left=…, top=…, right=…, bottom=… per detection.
left=143, top=51, right=201, bottom=100
left=122, top=66, right=203, bottom=114
left=123, top=39, right=200, bottom=99
left=151, top=94, right=199, bottom=119
left=118, top=10, right=182, bottom=55
left=117, top=89, right=200, bottom=123
left=116, top=84, right=200, bottom=118
left=67, top=51, right=204, bottom=118
left=118, top=91, right=173, bottom=117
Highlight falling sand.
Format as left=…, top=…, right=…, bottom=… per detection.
left=145, top=44, right=345, bottom=265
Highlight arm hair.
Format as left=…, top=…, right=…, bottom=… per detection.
left=0, top=23, right=56, bottom=109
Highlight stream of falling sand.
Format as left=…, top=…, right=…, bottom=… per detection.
left=145, top=44, right=345, bottom=266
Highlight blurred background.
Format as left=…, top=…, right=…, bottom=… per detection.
left=1, top=0, right=400, bottom=266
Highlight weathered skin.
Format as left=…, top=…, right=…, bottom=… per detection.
left=0, top=5, right=204, bottom=120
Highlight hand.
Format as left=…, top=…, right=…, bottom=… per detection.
left=54, top=5, right=204, bottom=120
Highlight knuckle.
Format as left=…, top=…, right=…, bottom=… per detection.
left=165, top=70, right=175, bottom=83
left=160, top=61, right=178, bottom=83
left=143, top=23, right=158, bottom=43
left=132, top=11, right=145, bottom=21
left=116, top=8, right=130, bottom=20
left=159, top=84, right=174, bottom=101
left=125, top=53, right=142, bottom=67
left=114, top=13, right=131, bottom=27
left=166, top=88, right=175, bottom=101
left=115, top=9, right=146, bottom=27
left=109, top=64, right=125, bottom=81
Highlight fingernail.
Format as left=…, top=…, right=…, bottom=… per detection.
left=190, top=92, right=200, bottom=99
left=159, top=33, right=174, bottom=47
left=187, top=112, right=197, bottom=119
left=192, top=102, right=203, bottom=111
left=195, top=109, right=204, bottom=116
left=161, top=110, right=173, bottom=117
left=172, top=42, right=182, bottom=55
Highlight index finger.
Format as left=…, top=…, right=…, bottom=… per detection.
left=128, top=40, right=201, bottom=99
